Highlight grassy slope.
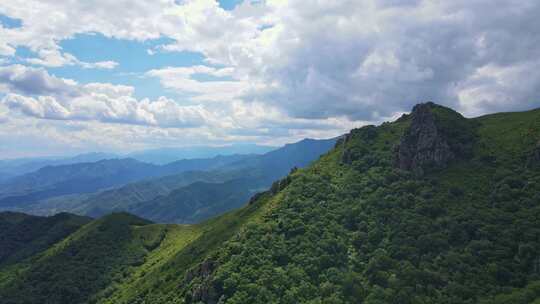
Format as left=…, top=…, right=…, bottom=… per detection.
left=0, top=213, right=153, bottom=304
left=0, top=182, right=282, bottom=304
left=99, top=191, right=280, bottom=303
left=474, top=108, right=540, bottom=160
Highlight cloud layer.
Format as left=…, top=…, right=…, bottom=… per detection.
left=0, top=65, right=216, bottom=128
left=0, top=64, right=352, bottom=157
left=0, top=0, right=539, bottom=156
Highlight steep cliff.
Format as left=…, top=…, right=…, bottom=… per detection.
left=394, top=102, right=476, bottom=175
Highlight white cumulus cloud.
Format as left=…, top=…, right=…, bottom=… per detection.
left=0, top=65, right=217, bottom=128
left=1, top=0, right=539, bottom=157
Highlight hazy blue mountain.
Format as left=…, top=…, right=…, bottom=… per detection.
left=0, top=159, right=160, bottom=208
left=105, top=137, right=339, bottom=223
left=0, top=152, right=118, bottom=179
left=162, top=154, right=255, bottom=172
left=0, top=172, right=13, bottom=183
left=0, top=138, right=337, bottom=223
left=0, top=154, right=255, bottom=209
left=10, top=155, right=256, bottom=216
left=127, top=144, right=275, bottom=164
left=221, top=138, right=341, bottom=180
left=73, top=169, right=246, bottom=217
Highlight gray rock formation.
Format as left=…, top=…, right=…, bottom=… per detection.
left=185, top=259, right=219, bottom=304
left=394, top=102, right=455, bottom=175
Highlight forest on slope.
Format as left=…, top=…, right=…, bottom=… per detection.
left=0, top=103, right=539, bottom=304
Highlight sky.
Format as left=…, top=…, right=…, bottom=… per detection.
left=0, top=0, right=539, bottom=158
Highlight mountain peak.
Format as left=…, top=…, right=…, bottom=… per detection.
left=394, top=102, right=476, bottom=175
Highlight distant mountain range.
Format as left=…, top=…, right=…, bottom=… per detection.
left=126, top=144, right=276, bottom=164
left=0, top=138, right=338, bottom=223
left=119, top=138, right=340, bottom=223
left=0, top=154, right=254, bottom=209
left=0, top=152, right=118, bottom=182
left=0, top=144, right=276, bottom=179
left=1, top=104, right=538, bottom=303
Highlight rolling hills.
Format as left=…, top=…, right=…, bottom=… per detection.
left=0, top=103, right=539, bottom=303
left=0, top=154, right=254, bottom=202
left=0, top=153, right=118, bottom=181
left=127, top=144, right=275, bottom=165
left=0, top=138, right=337, bottom=223
left=0, top=211, right=91, bottom=266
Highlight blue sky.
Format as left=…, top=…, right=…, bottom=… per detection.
left=3, top=0, right=242, bottom=101
left=217, top=0, right=244, bottom=10
left=0, top=14, right=21, bottom=28
left=55, top=34, right=205, bottom=100
left=0, top=0, right=539, bottom=158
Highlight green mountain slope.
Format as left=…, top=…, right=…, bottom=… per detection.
left=81, top=170, right=236, bottom=218
left=0, top=103, right=539, bottom=304
left=0, top=211, right=91, bottom=266
left=0, top=196, right=275, bottom=304
left=0, top=213, right=156, bottom=303
left=161, top=103, right=539, bottom=303
left=127, top=177, right=265, bottom=224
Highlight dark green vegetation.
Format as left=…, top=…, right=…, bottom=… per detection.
left=0, top=103, right=539, bottom=303
left=0, top=212, right=91, bottom=266
left=0, top=213, right=156, bottom=303
left=128, top=177, right=264, bottom=223
left=184, top=104, right=540, bottom=304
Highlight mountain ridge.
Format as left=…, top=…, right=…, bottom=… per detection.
left=0, top=103, right=539, bottom=303
left=0, top=137, right=337, bottom=223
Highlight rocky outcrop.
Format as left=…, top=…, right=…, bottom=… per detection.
left=394, top=102, right=458, bottom=175
left=184, top=259, right=220, bottom=304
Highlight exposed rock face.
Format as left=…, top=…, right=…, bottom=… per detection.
left=184, top=259, right=220, bottom=304
left=394, top=102, right=455, bottom=175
